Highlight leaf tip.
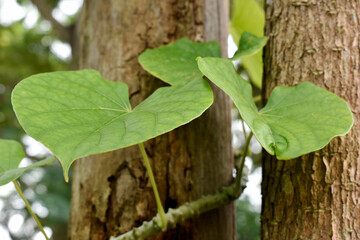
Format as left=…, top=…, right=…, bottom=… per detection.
left=64, top=172, right=69, bottom=183
left=61, top=162, right=71, bottom=183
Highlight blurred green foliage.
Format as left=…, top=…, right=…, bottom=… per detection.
left=0, top=21, right=67, bottom=140
left=230, top=0, right=265, bottom=88
left=0, top=9, right=69, bottom=239
left=236, top=197, right=260, bottom=240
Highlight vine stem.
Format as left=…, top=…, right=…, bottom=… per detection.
left=113, top=133, right=255, bottom=240
left=138, top=143, right=167, bottom=228
left=253, top=95, right=262, bottom=104
left=241, top=119, right=247, bottom=140
left=235, top=131, right=253, bottom=194
left=13, top=180, right=50, bottom=240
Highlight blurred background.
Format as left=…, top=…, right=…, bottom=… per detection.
left=0, top=0, right=262, bottom=239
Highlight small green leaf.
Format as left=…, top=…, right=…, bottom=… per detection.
left=231, top=32, right=268, bottom=60
left=198, top=57, right=354, bottom=159
left=0, top=139, right=55, bottom=186
left=139, top=38, right=221, bottom=85
left=230, top=0, right=264, bottom=40
left=230, top=0, right=265, bottom=88
left=12, top=39, right=220, bottom=181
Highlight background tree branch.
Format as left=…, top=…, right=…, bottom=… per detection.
left=30, top=0, right=72, bottom=43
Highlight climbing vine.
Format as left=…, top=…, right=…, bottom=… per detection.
left=0, top=32, right=353, bottom=239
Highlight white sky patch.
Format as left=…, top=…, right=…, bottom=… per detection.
left=231, top=119, right=251, bottom=149
left=0, top=183, right=15, bottom=197
left=232, top=119, right=263, bottom=210
left=24, top=188, right=35, bottom=201
left=0, top=0, right=26, bottom=26
left=32, top=202, right=49, bottom=218
left=245, top=156, right=253, bottom=170
left=8, top=213, right=24, bottom=234
left=52, top=0, right=83, bottom=24
left=59, top=0, right=83, bottom=15
left=22, top=135, right=52, bottom=158
left=251, top=140, right=263, bottom=154
left=33, top=227, right=52, bottom=240
left=0, top=225, right=11, bottom=240
left=51, top=8, right=67, bottom=24
left=22, top=168, right=45, bottom=186
left=240, top=167, right=262, bottom=211
left=10, top=195, right=25, bottom=209
left=19, top=157, right=33, bottom=168
left=228, top=35, right=237, bottom=58
left=23, top=4, right=39, bottom=29
left=50, top=40, right=72, bottom=60
left=23, top=218, right=36, bottom=237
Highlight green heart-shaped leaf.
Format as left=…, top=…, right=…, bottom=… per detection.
left=12, top=39, right=220, bottom=181
left=198, top=57, right=354, bottom=159
left=231, top=32, right=268, bottom=60
left=0, top=139, right=55, bottom=186
left=230, top=0, right=265, bottom=88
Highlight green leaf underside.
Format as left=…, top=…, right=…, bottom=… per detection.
left=231, top=32, right=268, bottom=60
left=198, top=57, right=354, bottom=159
left=0, top=139, right=55, bottom=186
left=230, top=0, right=265, bottom=88
left=13, top=39, right=220, bottom=181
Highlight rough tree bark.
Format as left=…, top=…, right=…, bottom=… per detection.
left=262, top=1, right=360, bottom=240
left=69, top=1, right=234, bottom=240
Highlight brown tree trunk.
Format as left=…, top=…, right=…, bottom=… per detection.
left=69, top=1, right=234, bottom=240
left=261, top=1, right=360, bottom=239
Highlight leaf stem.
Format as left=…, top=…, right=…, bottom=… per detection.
left=253, top=95, right=262, bottom=104
left=235, top=131, right=253, bottom=192
left=241, top=119, right=247, bottom=140
left=138, top=143, right=167, bottom=228
left=13, top=180, right=50, bottom=240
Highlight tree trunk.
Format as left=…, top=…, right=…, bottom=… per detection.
left=261, top=1, right=360, bottom=239
left=69, top=1, right=234, bottom=240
